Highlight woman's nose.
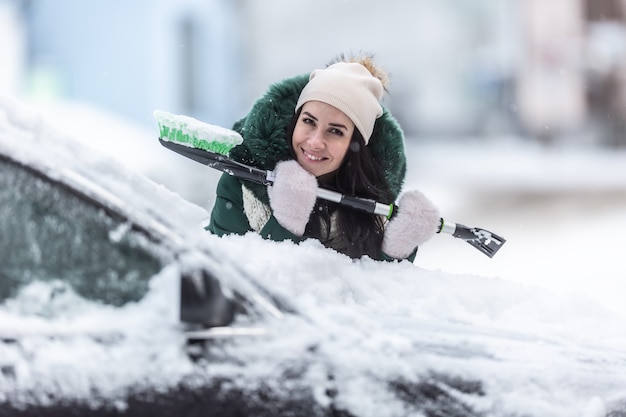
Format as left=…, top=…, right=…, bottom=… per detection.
left=308, top=129, right=325, bottom=149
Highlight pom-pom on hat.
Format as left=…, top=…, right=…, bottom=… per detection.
left=295, top=62, right=384, bottom=144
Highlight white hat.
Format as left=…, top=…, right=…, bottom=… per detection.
left=295, top=62, right=384, bottom=144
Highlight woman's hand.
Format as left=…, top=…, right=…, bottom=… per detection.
left=267, top=160, right=318, bottom=236
left=382, top=190, right=440, bottom=259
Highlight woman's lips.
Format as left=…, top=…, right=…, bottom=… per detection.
left=302, top=149, right=326, bottom=162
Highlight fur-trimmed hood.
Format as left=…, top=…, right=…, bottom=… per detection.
left=228, top=70, right=407, bottom=205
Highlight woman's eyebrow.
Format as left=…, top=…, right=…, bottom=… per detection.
left=302, top=111, right=318, bottom=121
left=303, top=111, right=348, bottom=130
left=329, top=122, right=348, bottom=131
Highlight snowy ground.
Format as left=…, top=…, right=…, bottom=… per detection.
left=3, top=96, right=626, bottom=416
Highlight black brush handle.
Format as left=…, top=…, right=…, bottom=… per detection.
left=159, top=138, right=505, bottom=257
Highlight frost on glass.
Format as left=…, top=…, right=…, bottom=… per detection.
left=0, top=158, right=164, bottom=306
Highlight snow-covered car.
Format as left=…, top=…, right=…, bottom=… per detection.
left=0, top=96, right=485, bottom=417
left=0, top=98, right=303, bottom=415
left=2, top=95, right=626, bottom=417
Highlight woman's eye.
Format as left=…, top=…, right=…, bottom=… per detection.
left=329, top=128, right=344, bottom=137
left=302, top=117, right=315, bottom=125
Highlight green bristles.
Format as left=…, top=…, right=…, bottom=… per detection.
left=154, top=110, right=243, bottom=155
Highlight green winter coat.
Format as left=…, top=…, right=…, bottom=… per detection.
left=206, top=73, right=413, bottom=261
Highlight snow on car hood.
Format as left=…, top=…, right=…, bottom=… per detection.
left=2, top=94, right=626, bottom=416
left=203, top=233, right=626, bottom=417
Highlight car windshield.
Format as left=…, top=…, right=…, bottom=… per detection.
left=0, top=156, right=165, bottom=307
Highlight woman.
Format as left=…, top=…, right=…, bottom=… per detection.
left=206, top=55, right=440, bottom=261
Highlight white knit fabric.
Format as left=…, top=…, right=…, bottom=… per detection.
left=295, top=62, right=384, bottom=144
left=242, top=185, right=271, bottom=233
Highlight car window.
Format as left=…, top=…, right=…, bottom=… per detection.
left=0, top=156, right=165, bottom=307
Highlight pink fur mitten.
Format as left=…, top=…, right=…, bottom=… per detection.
left=267, top=160, right=318, bottom=236
left=382, top=190, right=440, bottom=259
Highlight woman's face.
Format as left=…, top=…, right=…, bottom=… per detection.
left=291, top=101, right=355, bottom=177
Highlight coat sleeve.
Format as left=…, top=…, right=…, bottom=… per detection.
left=206, top=174, right=306, bottom=244
left=258, top=216, right=305, bottom=243
left=206, top=174, right=252, bottom=236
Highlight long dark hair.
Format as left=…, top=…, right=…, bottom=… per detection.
left=285, top=109, right=394, bottom=259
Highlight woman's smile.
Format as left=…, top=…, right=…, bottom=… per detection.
left=301, top=149, right=326, bottom=162
left=291, top=101, right=355, bottom=177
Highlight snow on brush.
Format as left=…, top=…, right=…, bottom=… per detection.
left=2, top=94, right=626, bottom=416
left=154, top=109, right=243, bottom=148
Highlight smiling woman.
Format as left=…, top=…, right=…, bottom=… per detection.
left=291, top=102, right=354, bottom=177
left=206, top=53, right=441, bottom=261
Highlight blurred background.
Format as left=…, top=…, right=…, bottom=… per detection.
left=2, top=0, right=626, bottom=314
left=4, top=0, right=626, bottom=145
left=0, top=0, right=626, bottom=146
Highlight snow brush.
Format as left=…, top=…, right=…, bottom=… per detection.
left=155, top=111, right=506, bottom=258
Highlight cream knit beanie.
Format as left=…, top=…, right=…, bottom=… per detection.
left=295, top=62, right=384, bottom=144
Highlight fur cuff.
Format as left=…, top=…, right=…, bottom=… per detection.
left=382, top=190, right=440, bottom=259
left=267, top=160, right=318, bottom=236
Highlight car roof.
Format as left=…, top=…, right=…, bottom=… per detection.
left=0, top=95, right=209, bottom=249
